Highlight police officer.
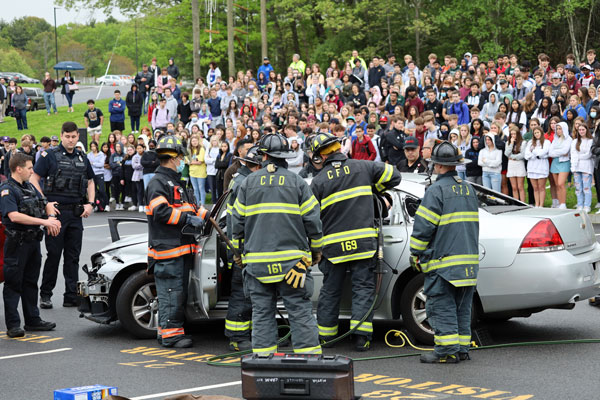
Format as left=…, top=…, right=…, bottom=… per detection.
left=310, top=132, right=401, bottom=351
left=409, top=141, right=479, bottom=363
left=231, top=133, right=323, bottom=355
left=397, top=136, right=428, bottom=173
left=224, top=145, right=261, bottom=351
left=1, top=153, right=61, bottom=337
left=31, top=122, right=96, bottom=309
left=147, top=135, right=208, bottom=348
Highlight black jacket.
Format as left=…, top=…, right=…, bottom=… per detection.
left=146, top=166, right=206, bottom=270
left=384, top=128, right=407, bottom=165
left=465, top=137, right=482, bottom=177
left=310, top=152, right=401, bottom=264
left=167, top=63, right=180, bottom=80
left=126, top=89, right=143, bottom=117
left=141, top=150, right=159, bottom=175
left=397, top=157, right=427, bottom=173
left=135, top=71, right=154, bottom=93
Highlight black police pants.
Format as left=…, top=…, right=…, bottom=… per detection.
left=317, top=257, right=376, bottom=340
left=224, top=266, right=252, bottom=342
left=3, top=238, right=43, bottom=329
left=41, top=209, right=83, bottom=302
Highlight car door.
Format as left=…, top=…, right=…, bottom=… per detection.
left=186, top=192, right=230, bottom=320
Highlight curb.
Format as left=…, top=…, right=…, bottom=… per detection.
left=589, top=214, right=600, bottom=224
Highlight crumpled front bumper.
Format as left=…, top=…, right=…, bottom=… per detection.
left=77, top=274, right=115, bottom=324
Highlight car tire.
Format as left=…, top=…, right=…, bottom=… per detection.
left=400, top=274, right=434, bottom=345
left=32, top=103, right=37, bottom=111
left=116, top=270, right=158, bottom=339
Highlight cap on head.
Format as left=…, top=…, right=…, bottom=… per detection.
left=404, top=136, right=419, bottom=149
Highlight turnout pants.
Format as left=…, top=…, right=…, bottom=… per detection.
left=224, top=266, right=252, bottom=342
left=317, top=257, right=376, bottom=340
left=244, top=271, right=321, bottom=355
left=3, top=238, right=43, bottom=329
left=154, top=256, right=190, bottom=346
left=41, top=209, right=83, bottom=302
left=424, top=273, right=475, bottom=356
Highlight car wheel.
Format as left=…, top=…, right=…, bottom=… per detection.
left=32, top=103, right=37, bottom=111
left=400, top=274, right=434, bottom=345
left=116, top=270, right=158, bottom=339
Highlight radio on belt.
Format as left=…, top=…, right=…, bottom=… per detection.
left=241, top=353, right=356, bottom=400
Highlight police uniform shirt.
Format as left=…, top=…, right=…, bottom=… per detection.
left=0, top=178, right=44, bottom=231
left=34, top=143, right=95, bottom=204
left=397, top=157, right=428, bottom=173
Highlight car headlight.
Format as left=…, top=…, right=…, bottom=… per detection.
left=91, top=253, right=106, bottom=272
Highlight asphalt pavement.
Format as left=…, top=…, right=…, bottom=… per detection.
left=52, top=84, right=132, bottom=107
left=1, top=211, right=600, bottom=399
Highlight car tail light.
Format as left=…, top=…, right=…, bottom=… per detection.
left=519, top=219, right=564, bottom=253
left=27, top=98, right=31, bottom=104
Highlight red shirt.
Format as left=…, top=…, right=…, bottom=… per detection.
left=351, top=135, right=376, bottom=161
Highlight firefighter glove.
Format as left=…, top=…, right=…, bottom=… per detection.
left=285, top=257, right=310, bottom=288
left=311, top=251, right=322, bottom=266
left=233, top=254, right=244, bottom=268
left=410, top=254, right=421, bottom=272
left=186, top=214, right=205, bottom=229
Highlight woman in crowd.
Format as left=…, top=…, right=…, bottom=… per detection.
left=61, top=71, right=76, bottom=112
left=109, top=142, right=126, bottom=210
left=571, top=124, right=594, bottom=212
left=548, top=122, right=572, bottom=209
left=122, top=145, right=136, bottom=209
left=525, top=126, right=550, bottom=208
left=205, top=135, right=220, bottom=203
left=131, top=143, right=145, bottom=212
left=478, top=133, right=502, bottom=192
left=214, top=140, right=232, bottom=201
left=11, top=86, right=28, bottom=130
left=88, top=141, right=108, bottom=212
left=504, top=126, right=527, bottom=202
left=189, top=134, right=207, bottom=206
left=101, top=142, right=112, bottom=210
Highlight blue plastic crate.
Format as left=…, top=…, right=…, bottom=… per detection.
left=54, top=385, right=117, bottom=400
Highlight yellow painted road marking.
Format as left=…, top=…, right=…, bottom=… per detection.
left=0, top=332, right=64, bottom=344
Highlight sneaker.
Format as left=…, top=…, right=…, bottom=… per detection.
left=118, top=204, right=124, bottom=210
left=40, top=296, right=53, bottom=309
left=420, top=352, right=460, bottom=364
left=7, top=327, right=25, bottom=338
left=105, top=205, right=110, bottom=212
left=24, top=320, right=56, bottom=331
left=229, top=340, right=252, bottom=351
left=595, top=203, right=600, bottom=209
left=138, top=206, right=144, bottom=213
left=109, top=197, right=115, bottom=203
left=128, top=205, right=137, bottom=211
left=354, top=335, right=371, bottom=352
left=124, top=196, right=132, bottom=203
left=584, top=206, right=591, bottom=213
left=577, top=206, right=583, bottom=210
left=559, top=204, right=566, bottom=209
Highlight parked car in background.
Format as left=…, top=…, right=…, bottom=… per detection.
left=117, top=75, right=134, bottom=84
left=0, top=72, right=40, bottom=84
left=96, top=75, right=127, bottom=86
left=23, top=87, right=44, bottom=111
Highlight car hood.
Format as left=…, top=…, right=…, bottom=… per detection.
left=100, top=233, right=147, bottom=253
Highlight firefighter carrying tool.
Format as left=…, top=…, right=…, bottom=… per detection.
left=409, top=140, right=479, bottom=363
left=146, top=135, right=208, bottom=348
left=309, top=132, right=401, bottom=352
left=231, top=133, right=323, bottom=355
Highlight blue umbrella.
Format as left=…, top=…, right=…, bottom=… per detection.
left=53, top=61, right=85, bottom=71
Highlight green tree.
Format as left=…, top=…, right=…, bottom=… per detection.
left=0, top=48, right=35, bottom=76
left=0, top=17, right=52, bottom=49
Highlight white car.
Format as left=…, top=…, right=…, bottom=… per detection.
left=77, top=174, right=600, bottom=343
left=96, top=75, right=126, bottom=86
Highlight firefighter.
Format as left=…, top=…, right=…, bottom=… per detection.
left=1, top=153, right=61, bottom=337
left=231, top=133, right=323, bottom=355
left=310, top=132, right=401, bottom=351
left=146, top=135, right=208, bottom=348
left=224, top=145, right=261, bottom=351
left=409, top=141, right=479, bottom=363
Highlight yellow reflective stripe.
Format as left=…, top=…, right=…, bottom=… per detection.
left=226, top=203, right=233, bottom=215
left=322, top=228, right=377, bottom=246
left=434, top=334, right=459, bottom=345
left=233, top=198, right=246, bottom=215
left=415, top=205, right=441, bottom=225
left=253, top=345, right=277, bottom=354
left=328, top=250, right=376, bottom=264
left=318, top=325, right=338, bottom=336
left=225, top=320, right=251, bottom=331
left=311, top=237, right=323, bottom=248
left=300, top=196, right=318, bottom=215
left=410, top=236, right=429, bottom=251
left=231, top=238, right=244, bottom=250
left=293, top=345, right=322, bottom=354
left=422, top=254, right=479, bottom=273
left=449, top=279, right=478, bottom=287
left=256, top=274, right=286, bottom=283
left=439, top=211, right=479, bottom=226
left=241, top=202, right=301, bottom=216
left=320, top=185, right=372, bottom=210
left=375, top=164, right=394, bottom=192
left=458, top=335, right=471, bottom=345
left=243, top=250, right=311, bottom=263
left=350, top=320, right=373, bottom=332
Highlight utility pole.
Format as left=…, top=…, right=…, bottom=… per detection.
left=227, top=0, right=235, bottom=77
left=192, top=0, right=201, bottom=79
left=54, top=7, right=59, bottom=80
left=260, top=0, right=267, bottom=60
left=135, top=19, right=139, bottom=71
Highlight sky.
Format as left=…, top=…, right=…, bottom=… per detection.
left=1, top=0, right=127, bottom=25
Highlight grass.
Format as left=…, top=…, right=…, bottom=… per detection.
left=0, top=98, right=154, bottom=145
left=525, top=179, right=598, bottom=210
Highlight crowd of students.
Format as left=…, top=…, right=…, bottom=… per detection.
left=3, top=49, right=600, bottom=211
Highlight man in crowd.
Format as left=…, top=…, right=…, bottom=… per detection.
left=42, top=72, right=58, bottom=116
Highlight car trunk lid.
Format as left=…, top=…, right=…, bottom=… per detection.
left=509, top=208, right=596, bottom=255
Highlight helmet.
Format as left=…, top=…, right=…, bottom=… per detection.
left=257, top=133, right=295, bottom=159
left=303, top=134, right=316, bottom=152
left=156, top=135, right=188, bottom=159
left=237, top=145, right=262, bottom=166
left=310, top=132, right=340, bottom=155
left=430, top=140, right=471, bottom=166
